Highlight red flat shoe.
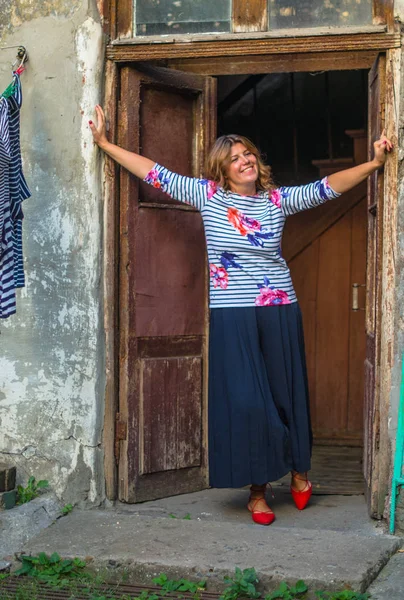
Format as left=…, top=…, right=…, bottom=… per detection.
left=247, top=496, right=275, bottom=526
left=291, top=472, right=312, bottom=511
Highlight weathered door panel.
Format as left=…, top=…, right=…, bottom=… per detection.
left=135, top=208, right=206, bottom=337
left=140, top=357, right=202, bottom=474
left=364, top=54, right=385, bottom=517
left=118, top=65, right=216, bottom=502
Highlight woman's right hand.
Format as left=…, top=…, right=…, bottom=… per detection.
left=87, top=106, right=155, bottom=177
left=89, top=105, right=108, bottom=148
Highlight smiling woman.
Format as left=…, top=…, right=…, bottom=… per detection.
left=89, top=105, right=392, bottom=526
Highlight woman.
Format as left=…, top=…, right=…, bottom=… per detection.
left=89, top=106, right=392, bottom=525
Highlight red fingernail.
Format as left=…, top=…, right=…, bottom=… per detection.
left=89, top=120, right=93, bottom=124
left=383, top=141, right=387, bottom=145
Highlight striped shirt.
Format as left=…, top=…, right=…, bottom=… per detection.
left=144, top=164, right=341, bottom=308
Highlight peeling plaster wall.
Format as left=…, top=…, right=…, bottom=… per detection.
left=0, top=1, right=106, bottom=505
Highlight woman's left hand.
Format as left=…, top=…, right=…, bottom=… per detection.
left=373, top=129, right=393, bottom=166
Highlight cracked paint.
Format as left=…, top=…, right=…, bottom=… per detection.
left=0, top=0, right=82, bottom=38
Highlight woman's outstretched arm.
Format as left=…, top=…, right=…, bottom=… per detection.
left=327, top=130, right=393, bottom=194
left=89, top=105, right=211, bottom=210
left=89, top=105, right=155, bottom=179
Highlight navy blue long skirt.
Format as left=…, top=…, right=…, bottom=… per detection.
left=208, top=303, right=312, bottom=488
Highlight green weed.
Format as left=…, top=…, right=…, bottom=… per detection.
left=15, top=552, right=88, bottom=586
left=265, top=580, right=308, bottom=599
left=61, top=503, right=74, bottom=516
left=221, top=567, right=261, bottom=600
left=16, top=476, right=49, bottom=505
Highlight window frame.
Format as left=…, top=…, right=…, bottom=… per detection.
left=106, top=0, right=394, bottom=42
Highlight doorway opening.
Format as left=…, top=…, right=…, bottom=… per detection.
left=114, top=61, right=384, bottom=505
left=217, top=70, right=368, bottom=495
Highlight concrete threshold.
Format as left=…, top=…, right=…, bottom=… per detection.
left=0, top=494, right=61, bottom=559
left=15, top=488, right=404, bottom=596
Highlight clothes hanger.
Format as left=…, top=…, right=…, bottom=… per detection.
left=0, top=46, right=28, bottom=99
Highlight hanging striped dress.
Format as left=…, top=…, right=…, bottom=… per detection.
left=0, top=72, right=30, bottom=318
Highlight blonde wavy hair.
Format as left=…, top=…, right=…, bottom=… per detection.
left=205, top=134, right=274, bottom=192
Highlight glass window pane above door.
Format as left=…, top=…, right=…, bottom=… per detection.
left=269, top=0, right=373, bottom=29
left=135, top=0, right=231, bottom=36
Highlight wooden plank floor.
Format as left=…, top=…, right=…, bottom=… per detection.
left=276, top=445, right=365, bottom=495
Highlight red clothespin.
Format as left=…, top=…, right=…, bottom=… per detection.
left=14, top=47, right=28, bottom=74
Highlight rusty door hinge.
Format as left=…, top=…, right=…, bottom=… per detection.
left=114, top=413, right=127, bottom=464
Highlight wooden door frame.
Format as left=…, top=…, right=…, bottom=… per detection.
left=372, top=47, right=400, bottom=517
left=102, top=22, right=400, bottom=504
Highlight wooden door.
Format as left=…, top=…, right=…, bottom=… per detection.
left=117, top=65, right=216, bottom=503
left=283, top=133, right=367, bottom=446
left=363, top=54, right=385, bottom=518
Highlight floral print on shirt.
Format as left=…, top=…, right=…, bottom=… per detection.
left=210, top=264, right=229, bottom=289
left=210, top=252, right=243, bottom=290
left=198, top=179, right=218, bottom=200
left=220, top=251, right=242, bottom=270
left=255, top=276, right=291, bottom=306
left=318, top=177, right=332, bottom=200
left=270, top=189, right=282, bottom=208
left=144, top=169, right=171, bottom=190
left=269, top=188, right=292, bottom=208
left=227, top=207, right=274, bottom=247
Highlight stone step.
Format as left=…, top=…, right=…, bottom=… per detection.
left=23, top=508, right=401, bottom=597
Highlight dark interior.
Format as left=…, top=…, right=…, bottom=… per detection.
left=217, top=70, right=368, bottom=185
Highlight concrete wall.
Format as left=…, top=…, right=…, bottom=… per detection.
left=0, top=0, right=106, bottom=505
